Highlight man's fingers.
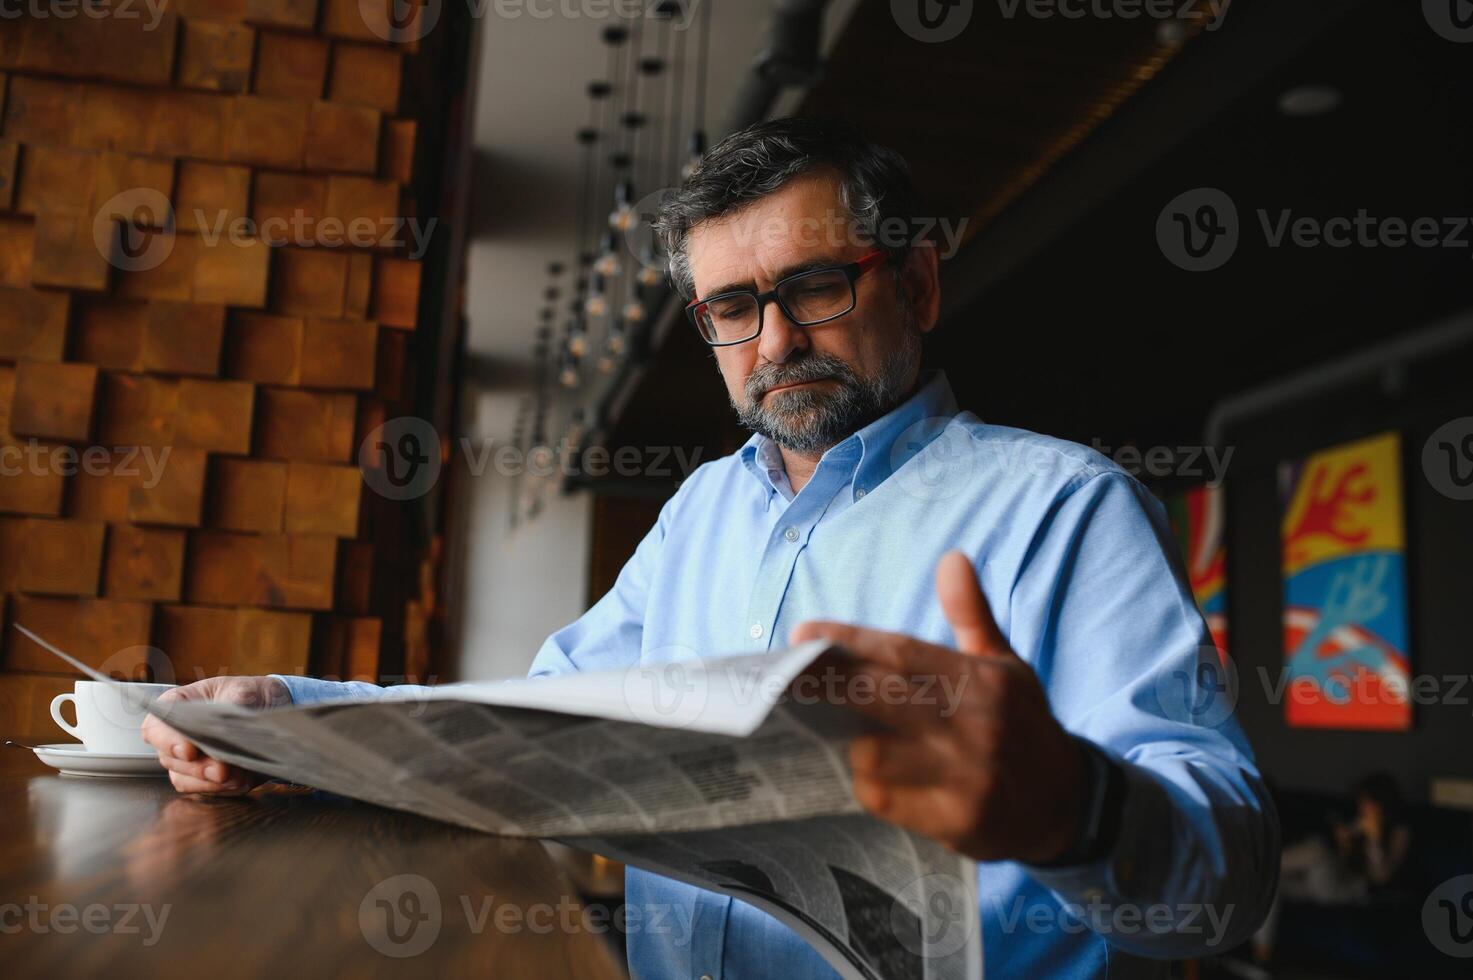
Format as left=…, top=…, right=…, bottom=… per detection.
left=849, top=732, right=956, bottom=787
left=141, top=716, right=200, bottom=762
left=935, top=550, right=1006, bottom=656
left=167, top=769, right=253, bottom=796
left=851, top=779, right=967, bottom=842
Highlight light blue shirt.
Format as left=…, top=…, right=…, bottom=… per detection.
left=279, top=371, right=1277, bottom=979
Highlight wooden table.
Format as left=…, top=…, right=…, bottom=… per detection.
left=0, top=751, right=626, bottom=978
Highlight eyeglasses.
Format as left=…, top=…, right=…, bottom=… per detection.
left=685, top=250, right=890, bottom=347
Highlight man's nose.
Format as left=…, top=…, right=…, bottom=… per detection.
left=755, top=298, right=810, bottom=364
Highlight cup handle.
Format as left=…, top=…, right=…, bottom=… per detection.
left=49, top=693, right=82, bottom=741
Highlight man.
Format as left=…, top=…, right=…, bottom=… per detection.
left=144, top=117, right=1278, bottom=979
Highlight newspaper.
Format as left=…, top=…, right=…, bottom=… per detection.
left=36, top=624, right=981, bottom=980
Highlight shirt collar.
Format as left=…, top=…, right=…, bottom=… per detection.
left=738, top=370, right=960, bottom=502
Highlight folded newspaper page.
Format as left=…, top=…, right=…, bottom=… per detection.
left=38, top=624, right=980, bottom=980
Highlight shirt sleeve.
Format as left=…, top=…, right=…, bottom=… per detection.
left=525, top=489, right=672, bottom=678
left=1006, top=470, right=1280, bottom=959
left=270, top=675, right=439, bottom=705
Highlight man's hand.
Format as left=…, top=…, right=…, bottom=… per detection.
left=141, top=676, right=290, bottom=796
left=790, top=550, right=1085, bottom=865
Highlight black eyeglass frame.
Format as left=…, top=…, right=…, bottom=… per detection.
left=684, top=250, right=890, bottom=347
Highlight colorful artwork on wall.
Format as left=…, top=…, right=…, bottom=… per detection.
left=1166, top=484, right=1229, bottom=657
left=1279, top=432, right=1411, bottom=731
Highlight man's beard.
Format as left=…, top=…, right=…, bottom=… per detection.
left=732, top=324, right=922, bottom=455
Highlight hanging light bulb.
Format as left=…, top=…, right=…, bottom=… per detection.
left=681, top=129, right=706, bottom=181
left=583, top=274, right=609, bottom=318
left=636, top=245, right=664, bottom=286
left=609, top=176, right=638, bottom=232
left=567, top=315, right=589, bottom=357
left=593, top=231, right=619, bottom=277
left=607, top=324, right=627, bottom=355
left=559, top=351, right=581, bottom=388
left=622, top=298, right=646, bottom=322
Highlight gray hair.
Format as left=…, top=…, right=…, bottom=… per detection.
left=655, top=117, right=919, bottom=301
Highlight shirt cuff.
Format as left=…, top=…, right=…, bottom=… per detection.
left=270, top=674, right=389, bottom=705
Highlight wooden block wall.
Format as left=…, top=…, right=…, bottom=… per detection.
left=0, top=4, right=433, bottom=727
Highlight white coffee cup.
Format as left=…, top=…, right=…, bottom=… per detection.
left=50, top=681, right=174, bottom=754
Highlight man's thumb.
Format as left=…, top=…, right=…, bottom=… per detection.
left=936, top=550, right=1005, bottom=656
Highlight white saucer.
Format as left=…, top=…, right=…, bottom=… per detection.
left=32, top=743, right=166, bottom=778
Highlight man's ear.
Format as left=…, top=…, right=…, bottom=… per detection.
left=900, top=242, right=942, bottom=334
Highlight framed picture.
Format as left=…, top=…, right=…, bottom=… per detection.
left=1279, top=432, right=1411, bottom=731
left=1166, top=484, right=1229, bottom=657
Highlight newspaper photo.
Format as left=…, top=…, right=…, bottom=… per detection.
left=42, top=626, right=982, bottom=980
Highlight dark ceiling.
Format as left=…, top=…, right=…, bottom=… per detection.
left=598, top=0, right=1473, bottom=491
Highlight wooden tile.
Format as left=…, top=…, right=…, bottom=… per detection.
left=31, top=209, right=111, bottom=291
left=344, top=251, right=373, bottom=318
left=11, top=361, right=98, bottom=442
left=16, top=146, right=98, bottom=216
left=5, top=596, right=154, bottom=677
left=1, top=76, right=82, bottom=145
left=301, top=317, right=376, bottom=389
left=255, top=32, right=329, bottom=100
left=272, top=248, right=347, bottom=316
left=0, top=139, right=18, bottom=210
left=371, top=256, right=419, bottom=329
left=0, top=517, right=106, bottom=595
left=67, top=468, right=133, bottom=523
left=174, top=378, right=255, bottom=454
left=381, top=118, right=416, bottom=185
left=227, top=95, right=308, bottom=169
left=159, top=605, right=311, bottom=679
left=208, top=457, right=286, bottom=531
left=0, top=286, right=69, bottom=362
left=75, top=84, right=156, bottom=154
left=313, top=614, right=380, bottom=680
left=185, top=530, right=336, bottom=609
left=90, top=153, right=176, bottom=219
left=103, top=524, right=186, bottom=601
left=0, top=672, right=77, bottom=739
left=192, top=234, right=270, bottom=307
left=253, top=172, right=325, bottom=243
left=246, top=0, right=319, bottom=30
left=73, top=296, right=148, bottom=370
left=226, top=311, right=304, bottom=385
left=256, top=388, right=357, bottom=461
left=321, top=0, right=386, bottom=40
left=128, top=446, right=207, bottom=527
left=0, top=366, right=65, bottom=516
left=234, top=608, right=312, bottom=674
left=175, top=161, right=251, bottom=236
left=323, top=175, right=397, bottom=231
left=0, top=217, right=33, bottom=289
left=179, top=20, right=256, bottom=93
left=172, top=0, right=248, bottom=18
left=328, top=43, right=402, bottom=112
left=96, top=373, right=177, bottom=450
left=115, top=230, right=198, bottom=303
left=142, top=302, right=226, bottom=376
left=284, top=461, right=360, bottom=536
left=147, top=91, right=234, bottom=160
left=305, top=101, right=379, bottom=174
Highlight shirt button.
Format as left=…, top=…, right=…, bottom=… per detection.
left=783, top=526, right=798, bottom=542
left=749, top=623, right=763, bottom=639
left=855, top=487, right=866, bottom=498
left=700, top=975, right=714, bottom=980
